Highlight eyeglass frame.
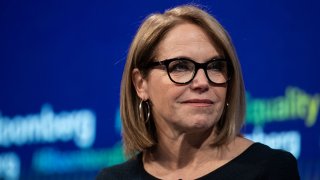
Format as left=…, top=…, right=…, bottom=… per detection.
left=146, top=57, right=232, bottom=85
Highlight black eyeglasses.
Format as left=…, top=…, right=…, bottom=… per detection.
left=147, top=58, right=231, bottom=84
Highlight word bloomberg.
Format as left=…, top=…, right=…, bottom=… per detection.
left=245, top=127, right=301, bottom=158
left=0, top=104, right=96, bottom=148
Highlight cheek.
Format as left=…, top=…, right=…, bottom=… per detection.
left=146, top=74, right=185, bottom=114
left=149, top=83, right=184, bottom=108
left=220, top=89, right=227, bottom=104
left=216, top=88, right=228, bottom=117
left=214, top=85, right=227, bottom=101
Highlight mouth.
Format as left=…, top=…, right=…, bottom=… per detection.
left=181, top=99, right=214, bottom=107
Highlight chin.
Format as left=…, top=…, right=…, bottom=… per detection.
left=189, top=118, right=215, bottom=130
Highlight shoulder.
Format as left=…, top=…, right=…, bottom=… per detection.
left=96, top=155, right=142, bottom=180
left=247, top=143, right=297, bottom=163
left=244, top=143, right=300, bottom=179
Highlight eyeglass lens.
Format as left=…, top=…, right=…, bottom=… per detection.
left=167, top=59, right=228, bottom=84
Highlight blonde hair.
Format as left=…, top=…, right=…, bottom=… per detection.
left=120, top=5, right=246, bottom=157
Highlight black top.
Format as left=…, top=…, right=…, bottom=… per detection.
left=96, top=143, right=300, bottom=180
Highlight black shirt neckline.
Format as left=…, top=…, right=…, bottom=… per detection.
left=137, top=142, right=261, bottom=179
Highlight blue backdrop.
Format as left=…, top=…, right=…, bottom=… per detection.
left=0, top=0, right=319, bottom=179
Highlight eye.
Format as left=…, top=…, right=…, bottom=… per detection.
left=207, top=61, right=227, bottom=72
left=168, top=60, right=193, bottom=73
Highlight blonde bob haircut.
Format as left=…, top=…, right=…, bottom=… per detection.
left=120, top=5, right=246, bottom=157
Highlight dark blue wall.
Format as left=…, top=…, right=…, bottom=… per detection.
left=0, top=0, right=319, bottom=179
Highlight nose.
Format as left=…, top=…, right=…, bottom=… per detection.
left=190, top=69, right=209, bottom=92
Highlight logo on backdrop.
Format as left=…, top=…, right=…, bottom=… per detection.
left=245, top=86, right=320, bottom=158
left=0, top=104, right=96, bottom=148
left=246, top=86, right=320, bottom=127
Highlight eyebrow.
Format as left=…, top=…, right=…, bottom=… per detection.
left=161, top=55, right=225, bottom=62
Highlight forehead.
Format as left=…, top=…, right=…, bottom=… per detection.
left=154, top=23, right=223, bottom=60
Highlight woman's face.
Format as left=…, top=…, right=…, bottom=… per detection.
left=134, top=23, right=227, bottom=134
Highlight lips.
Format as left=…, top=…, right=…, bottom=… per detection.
left=181, top=99, right=214, bottom=106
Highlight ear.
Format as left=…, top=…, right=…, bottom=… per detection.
left=132, top=68, right=149, bottom=100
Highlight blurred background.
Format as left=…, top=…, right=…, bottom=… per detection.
left=0, top=0, right=319, bottom=179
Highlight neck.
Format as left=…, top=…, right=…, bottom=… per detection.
left=145, top=126, right=219, bottom=170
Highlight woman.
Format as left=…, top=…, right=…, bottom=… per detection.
left=97, top=5, right=300, bottom=180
